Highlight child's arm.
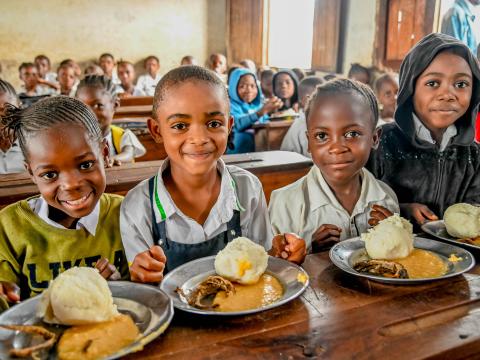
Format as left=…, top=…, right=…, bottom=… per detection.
left=112, top=145, right=135, bottom=164
left=400, top=203, right=438, bottom=225
left=0, top=282, right=20, bottom=303
left=113, top=130, right=146, bottom=164
left=129, top=245, right=166, bottom=283
left=311, top=224, right=342, bottom=253
left=37, top=78, right=60, bottom=90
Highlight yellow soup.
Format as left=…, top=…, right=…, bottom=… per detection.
left=392, top=249, right=447, bottom=279
left=213, top=274, right=283, bottom=312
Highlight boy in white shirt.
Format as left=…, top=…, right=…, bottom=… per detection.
left=136, top=56, right=161, bottom=96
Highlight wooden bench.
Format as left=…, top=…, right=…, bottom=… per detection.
left=0, top=151, right=312, bottom=209
left=253, top=119, right=294, bottom=151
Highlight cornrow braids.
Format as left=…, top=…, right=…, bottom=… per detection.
left=305, top=78, right=379, bottom=128
left=0, top=96, right=102, bottom=160
left=76, top=75, right=117, bottom=100
left=152, top=65, right=229, bottom=119
left=0, top=78, right=18, bottom=102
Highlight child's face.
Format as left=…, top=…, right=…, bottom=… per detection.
left=99, top=56, right=115, bottom=75
left=145, top=59, right=159, bottom=76
left=413, top=51, right=472, bottom=131
left=26, top=124, right=108, bottom=226
left=237, top=74, right=258, bottom=103
left=261, top=73, right=273, bottom=97
left=76, top=87, right=116, bottom=137
left=58, top=67, right=76, bottom=91
left=35, top=58, right=50, bottom=78
left=307, top=94, right=378, bottom=186
left=118, top=64, right=135, bottom=87
left=378, top=79, right=398, bottom=118
left=20, top=66, right=39, bottom=89
left=275, top=73, right=295, bottom=100
left=211, top=55, right=227, bottom=74
left=149, top=81, right=233, bottom=177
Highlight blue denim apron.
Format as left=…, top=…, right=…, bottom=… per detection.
left=148, top=176, right=242, bottom=273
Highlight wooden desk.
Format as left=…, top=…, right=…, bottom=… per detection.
left=114, top=105, right=152, bottom=119
left=126, top=251, right=480, bottom=359
left=119, top=96, right=153, bottom=107
left=0, top=151, right=312, bottom=208
left=254, top=120, right=294, bottom=151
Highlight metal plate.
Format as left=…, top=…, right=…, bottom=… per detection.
left=329, top=236, right=475, bottom=285
left=422, top=220, right=480, bottom=251
left=0, top=281, right=174, bottom=359
left=160, top=255, right=309, bottom=316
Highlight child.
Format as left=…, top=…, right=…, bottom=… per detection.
left=272, top=70, right=299, bottom=112
left=260, top=69, right=275, bottom=99
left=34, top=54, right=59, bottom=91
left=18, top=63, right=53, bottom=97
left=117, top=61, right=145, bottom=98
left=99, top=53, right=119, bottom=84
left=209, top=53, right=228, bottom=82
left=0, top=79, right=25, bottom=174
left=368, top=33, right=480, bottom=226
left=84, top=64, right=104, bottom=76
left=136, top=56, right=161, bottom=96
left=227, top=68, right=283, bottom=154
left=76, top=75, right=146, bottom=165
left=120, top=66, right=306, bottom=282
left=239, top=59, right=257, bottom=74
left=269, top=79, right=399, bottom=252
left=0, top=96, right=129, bottom=304
left=57, top=63, right=77, bottom=97
left=281, top=76, right=324, bottom=158
left=348, top=63, right=371, bottom=85
left=181, top=55, right=197, bottom=66
left=373, top=73, right=399, bottom=126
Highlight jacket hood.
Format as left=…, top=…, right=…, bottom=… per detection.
left=228, top=68, right=263, bottom=108
left=395, top=32, right=480, bottom=148
left=272, top=69, right=299, bottom=109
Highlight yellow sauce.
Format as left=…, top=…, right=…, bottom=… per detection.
left=57, top=314, right=139, bottom=360
left=392, top=249, right=447, bottom=279
left=213, top=274, right=283, bottom=312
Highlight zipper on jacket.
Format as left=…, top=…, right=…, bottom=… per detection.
left=433, top=153, right=445, bottom=206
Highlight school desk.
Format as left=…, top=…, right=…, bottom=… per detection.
left=119, top=96, right=153, bottom=107
left=125, top=249, right=480, bottom=359
left=0, top=151, right=312, bottom=208
left=114, top=105, right=152, bottom=119
left=254, top=119, right=294, bottom=151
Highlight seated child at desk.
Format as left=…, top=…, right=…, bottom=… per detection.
left=34, top=54, right=59, bottom=91
left=57, top=63, right=77, bottom=97
left=260, top=68, right=275, bottom=99
left=272, top=69, right=299, bottom=112
left=99, top=53, right=120, bottom=85
left=269, top=79, right=399, bottom=252
left=368, top=33, right=480, bottom=226
left=227, top=68, right=283, bottom=154
left=136, top=55, right=161, bottom=97
left=117, top=61, right=145, bottom=97
left=0, top=96, right=128, bottom=305
left=76, top=75, right=146, bottom=165
left=0, top=79, right=24, bottom=174
left=373, top=73, right=399, bottom=126
left=348, top=63, right=371, bottom=86
left=120, top=65, right=306, bottom=283
left=281, top=76, right=324, bottom=158
left=18, top=62, right=54, bottom=97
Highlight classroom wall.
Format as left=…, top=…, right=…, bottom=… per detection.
left=0, top=0, right=227, bottom=89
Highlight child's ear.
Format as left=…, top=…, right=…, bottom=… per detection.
left=25, top=162, right=36, bottom=184
left=113, top=97, right=120, bottom=110
left=227, top=116, right=234, bottom=133
left=372, top=126, right=382, bottom=149
left=147, top=117, right=163, bottom=143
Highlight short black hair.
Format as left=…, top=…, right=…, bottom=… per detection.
left=260, top=69, right=275, bottom=81
left=117, top=60, right=134, bottom=69
left=0, top=79, right=18, bottom=103
left=34, top=54, right=51, bottom=66
left=298, top=76, right=324, bottom=101
left=0, top=96, right=102, bottom=160
left=305, top=78, right=379, bottom=128
left=99, top=53, right=115, bottom=61
left=18, top=62, right=36, bottom=72
left=144, top=55, right=160, bottom=66
left=152, top=65, right=229, bottom=119
left=348, top=63, right=370, bottom=81
left=374, top=73, right=397, bottom=94
left=76, top=75, right=117, bottom=101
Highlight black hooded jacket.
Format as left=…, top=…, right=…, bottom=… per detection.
left=272, top=69, right=299, bottom=111
left=367, top=33, right=480, bottom=219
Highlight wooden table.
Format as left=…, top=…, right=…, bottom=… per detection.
left=254, top=120, right=294, bottom=151
left=114, top=105, right=152, bottom=119
left=0, top=151, right=312, bottom=208
left=126, top=249, right=480, bottom=359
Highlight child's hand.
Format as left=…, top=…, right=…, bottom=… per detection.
left=311, top=224, right=342, bottom=252
left=105, top=157, right=122, bottom=168
left=130, top=245, right=167, bottom=283
left=269, top=233, right=306, bottom=265
left=401, top=203, right=438, bottom=225
left=368, top=204, right=394, bottom=226
left=260, top=96, right=283, bottom=116
left=95, top=258, right=121, bottom=281
left=0, top=281, right=20, bottom=303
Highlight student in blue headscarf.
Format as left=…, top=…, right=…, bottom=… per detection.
left=227, top=68, right=282, bottom=154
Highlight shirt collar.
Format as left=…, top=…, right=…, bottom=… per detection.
left=413, top=113, right=457, bottom=151
left=33, top=196, right=100, bottom=235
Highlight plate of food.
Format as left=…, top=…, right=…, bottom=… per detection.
left=422, top=203, right=480, bottom=250
left=330, top=214, right=475, bottom=284
left=0, top=267, right=174, bottom=359
left=269, top=108, right=299, bottom=121
left=160, top=237, right=309, bottom=316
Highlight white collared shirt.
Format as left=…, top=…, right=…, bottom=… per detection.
left=269, top=166, right=399, bottom=251
left=0, top=141, right=25, bottom=174
left=27, top=196, right=100, bottom=235
left=105, top=129, right=146, bottom=158
left=135, top=73, right=161, bottom=96
left=120, top=158, right=273, bottom=262
left=280, top=112, right=311, bottom=158
left=412, top=113, right=457, bottom=151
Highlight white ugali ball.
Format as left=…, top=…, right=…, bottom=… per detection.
left=214, top=237, right=268, bottom=285
left=444, top=203, right=480, bottom=238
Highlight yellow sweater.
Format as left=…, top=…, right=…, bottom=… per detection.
left=0, top=194, right=129, bottom=300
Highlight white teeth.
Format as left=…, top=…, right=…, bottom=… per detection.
left=64, top=193, right=90, bottom=206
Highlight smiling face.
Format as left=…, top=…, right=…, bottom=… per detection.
left=145, top=58, right=160, bottom=77
left=149, top=81, right=232, bottom=177
left=76, top=87, right=116, bottom=137
left=117, top=63, right=135, bottom=88
left=26, top=124, right=108, bottom=228
left=99, top=56, right=115, bottom=77
left=413, top=51, right=473, bottom=133
left=20, top=65, right=39, bottom=90
left=35, top=58, right=50, bottom=78
left=274, top=73, right=295, bottom=100
left=237, top=74, right=258, bottom=104
left=307, top=93, right=378, bottom=187
left=377, top=78, right=398, bottom=119
left=58, top=66, right=76, bottom=93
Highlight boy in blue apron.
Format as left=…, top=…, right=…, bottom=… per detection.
left=120, top=66, right=306, bottom=283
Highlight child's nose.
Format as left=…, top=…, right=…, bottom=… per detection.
left=188, top=124, right=209, bottom=144
left=59, top=171, right=82, bottom=190
left=328, top=137, right=348, bottom=154
left=437, top=85, right=456, bottom=101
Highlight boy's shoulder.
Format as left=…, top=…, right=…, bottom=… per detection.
left=101, top=193, right=124, bottom=209
left=270, top=168, right=311, bottom=204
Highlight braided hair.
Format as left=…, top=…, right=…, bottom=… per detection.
left=0, top=79, right=19, bottom=105
left=76, top=75, right=117, bottom=100
left=305, top=78, right=379, bottom=128
left=0, top=96, right=102, bottom=160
